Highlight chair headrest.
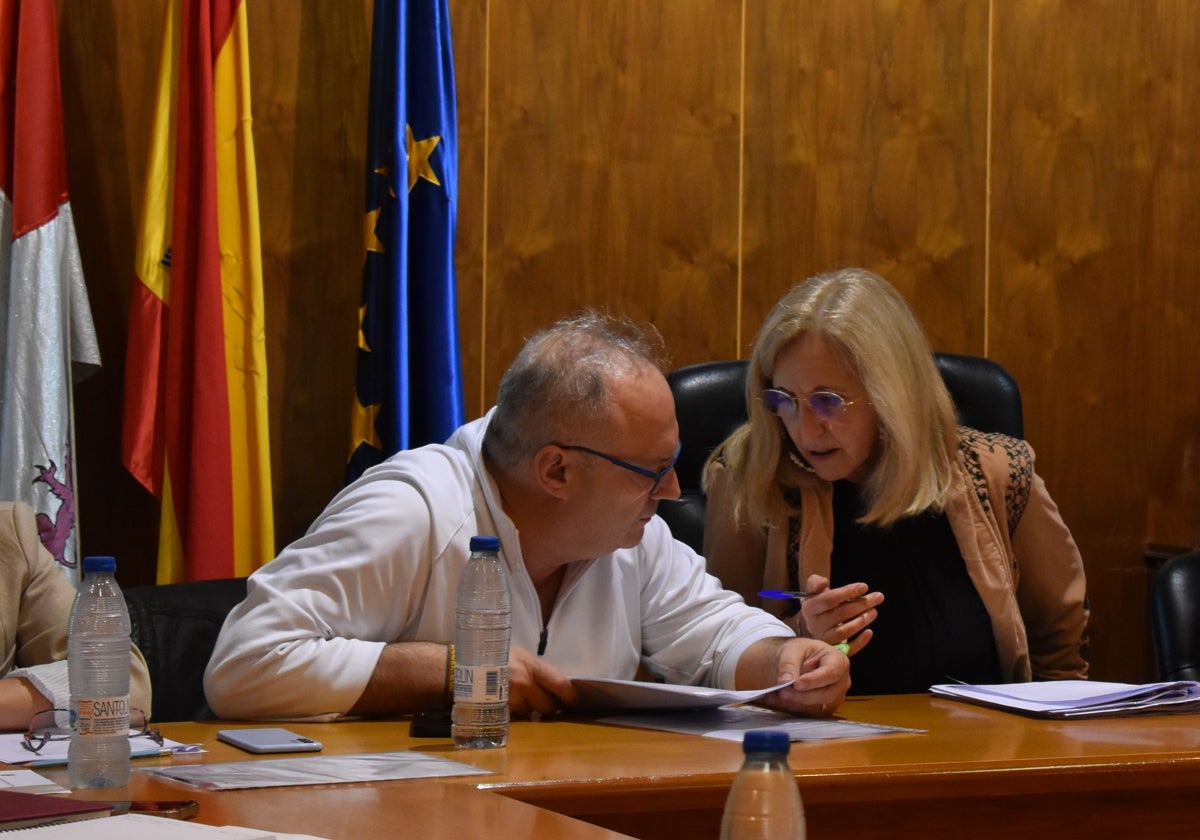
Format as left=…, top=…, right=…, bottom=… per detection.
left=666, top=360, right=749, bottom=494
left=933, top=353, right=1024, bottom=438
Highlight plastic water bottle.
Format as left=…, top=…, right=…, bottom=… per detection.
left=720, top=729, right=806, bottom=840
left=67, top=556, right=132, bottom=789
left=452, top=535, right=510, bottom=748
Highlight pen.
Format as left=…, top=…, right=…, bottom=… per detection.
left=30, top=748, right=175, bottom=768
left=131, top=748, right=176, bottom=759
left=758, top=589, right=868, bottom=602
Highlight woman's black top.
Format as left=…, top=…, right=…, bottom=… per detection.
left=827, top=480, right=1002, bottom=695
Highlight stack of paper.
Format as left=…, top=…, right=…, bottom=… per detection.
left=930, top=679, right=1200, bottom=718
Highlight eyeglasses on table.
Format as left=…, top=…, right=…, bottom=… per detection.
left=21, top=708, right=162, bottom=755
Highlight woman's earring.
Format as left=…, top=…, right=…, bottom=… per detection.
left=787, top=450, right=816, bottom=474
left=780, top=426, right=816, bottom=474
left=777, top=418, right=816, bottom=474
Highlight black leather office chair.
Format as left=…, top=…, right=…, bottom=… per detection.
left=933, top=352, right=1023, bottom=440
left=659, top=361, right=750, bottom=553
left=124, top=577, right=248, bottom=721
left=658, top=353, right=1024, bottom=553
left=1150, top=550, right=1200, bottom=681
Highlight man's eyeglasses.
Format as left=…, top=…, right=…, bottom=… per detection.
left=551, top=441, right=682, bottom=495
left=761, top=387, right=863, bottom=423
left=21, top=708, right=162, bottom=755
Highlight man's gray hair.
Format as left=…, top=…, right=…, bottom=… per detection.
left=482, top=310, right=669, bottom=471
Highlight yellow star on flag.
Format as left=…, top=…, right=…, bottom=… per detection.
left=406, top=124, right=441, bottom=191
left=357, top=304, right=371, bottom=352
left=364, top=207, right=384, bottom=254
left=349, top=399, right=383, bottom=452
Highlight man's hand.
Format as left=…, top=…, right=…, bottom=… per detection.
left=737, top=636, right=850, bottom=717
left=507, top=646, right=577, bottom=717
left=354, top=642, right=579, bottom=718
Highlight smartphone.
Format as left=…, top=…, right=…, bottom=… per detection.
left=409, top=709, right=453, bottom=738
left=216, top=727, right=323, bottom=754
left=107, top=800, right=200, bottom=820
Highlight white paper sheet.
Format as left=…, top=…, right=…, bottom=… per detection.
left=0, top=732, right=202, bottom=767
left=597, top=704, right=925, bottom=741
left=570, top=677, right=792, bottom=711
left=138, top=751, right=490, bottom=791
left=0, top=812, right=327, bottom=839
left=0, top=769, right=68, bottom=795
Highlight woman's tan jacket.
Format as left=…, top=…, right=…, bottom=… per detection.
left=704, top=428, right=1089, bottom=682
left=1, top=502, right=152, bottom=714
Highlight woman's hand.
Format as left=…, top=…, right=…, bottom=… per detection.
left=798, top=574, right=884, bottom=655
left=0, top=677, right=51, bottom=731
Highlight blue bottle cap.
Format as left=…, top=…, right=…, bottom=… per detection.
left=469, top=535, right=501, bottom=552
left=82, top=555, right=117, bottom=574
left=742, top=729, right=791, bottom=754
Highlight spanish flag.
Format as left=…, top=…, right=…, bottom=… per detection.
left=121, top=0, right=273, bottom=582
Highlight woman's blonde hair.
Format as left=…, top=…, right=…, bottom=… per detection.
left=708, top=267, right=958, bottom=528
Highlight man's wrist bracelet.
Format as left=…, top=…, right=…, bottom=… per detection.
left=444, top=642, right=456, bottom=706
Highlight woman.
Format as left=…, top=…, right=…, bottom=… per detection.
left=0, top=501, right=152, bottom=728
left=703, top=268, right=1088, bottom=693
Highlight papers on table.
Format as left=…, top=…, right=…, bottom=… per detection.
left=930, top=679, right=1200, bottom=718
left=0, top=812, right=330, bottom=839
left=569, top=677, right=792, bottom=712
left=597, top=705, right=925, bottom=742
left=139, top=751, right=490, bottom=791
left=0, top=732, right=202, bottom=766
left=569, top=677, right=922, bottom=741
left=0, top=769, right=69, bottom=795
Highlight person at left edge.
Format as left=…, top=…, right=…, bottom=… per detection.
left=0, top=501, right=152, bottom=729
left=204, top=311, right=850, bottom=721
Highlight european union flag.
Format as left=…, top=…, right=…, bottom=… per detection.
left=349, top=0, right=464, bottom=482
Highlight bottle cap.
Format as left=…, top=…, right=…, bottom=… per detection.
left=82, top=555, right=117, bottom=574
left=469, top=535, right=501, bottom=552
left=742, top=729, right=790, bottom=754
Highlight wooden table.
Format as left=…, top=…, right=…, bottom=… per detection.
left=26, top=694, right=1200, bottom=839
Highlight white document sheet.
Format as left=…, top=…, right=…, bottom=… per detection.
left=0, top=733, right=203, bottom=767
left=0, top=812, right=326, bottom=839
left=0, top=769, right=68, bottom=795
left=930, top=679, right=1200, bottom=718
left=570, top=677, right=792, bottom=712
left=138, top=751, right=489, bottom=791
left=597, top=704, right=925, bottom=741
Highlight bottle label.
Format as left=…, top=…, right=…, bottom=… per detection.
left=453, top=664, right=509, bottom=703
left=74, top=695, right=130, bottom=736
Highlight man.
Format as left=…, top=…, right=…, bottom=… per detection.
left=204, top=312, right=849, bottom=720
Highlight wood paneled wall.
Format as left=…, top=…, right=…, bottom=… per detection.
left=53, top=1, right=1200, bottom=683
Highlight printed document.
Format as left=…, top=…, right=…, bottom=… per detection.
left=139, top=751, right=489, bottom=791
left=596, top=704, right=925, bottom=741
left=930, top=679, right=1200, bottom=718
